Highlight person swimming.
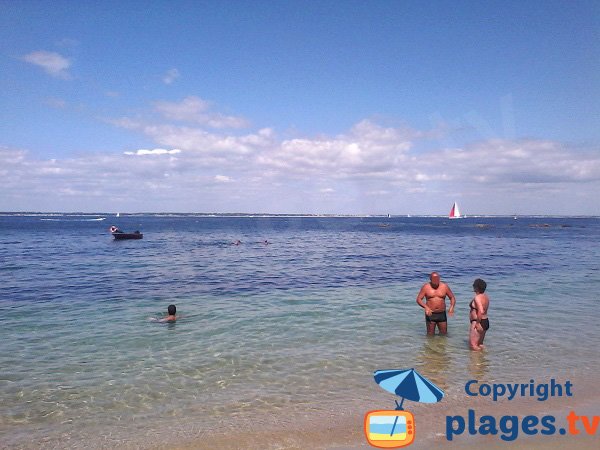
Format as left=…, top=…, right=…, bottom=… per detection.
left=149, top=304, right=178, bottom=323
left=161, top=304, right=177, bottom=322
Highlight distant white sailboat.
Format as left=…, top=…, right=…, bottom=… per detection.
left=116, top=212, right=120, bottom=217
left=448, top=202, right=462, bottom=219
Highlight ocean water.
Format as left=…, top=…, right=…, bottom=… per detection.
left=1, top=214, right=599, bottom=448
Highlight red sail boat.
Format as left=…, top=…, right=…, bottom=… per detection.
left=448, top=202, right=462, bottom=219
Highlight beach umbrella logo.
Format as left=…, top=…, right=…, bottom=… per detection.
left=364, top=368, right=444, bottom=448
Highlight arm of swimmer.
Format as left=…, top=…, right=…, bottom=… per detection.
left=475, top=296, right=484, bottom=331
left=416, top=286, right=432, bottom=315
left=447, top=285, right=456, bottom=316
left=476, top=297, right=485, bottom=322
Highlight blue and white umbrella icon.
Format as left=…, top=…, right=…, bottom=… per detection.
left=374, top=368, right=444, bottom=410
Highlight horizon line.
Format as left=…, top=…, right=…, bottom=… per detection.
left=1, top=211, right=599, bottom=219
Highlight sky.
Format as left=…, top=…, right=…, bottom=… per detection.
left=1, top=0, right=599, bottom=215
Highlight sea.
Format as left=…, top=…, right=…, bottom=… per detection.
left=1, top=213, right=599, bottom=449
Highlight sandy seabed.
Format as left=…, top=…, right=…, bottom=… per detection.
left=161, top=383, right=600, bottom=450
left=8, top=383, right=599, bottom=449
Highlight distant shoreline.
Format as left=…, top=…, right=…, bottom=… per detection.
left=1, top=212, right=599, bottom=219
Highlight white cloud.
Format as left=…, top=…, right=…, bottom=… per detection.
left=124, top=148, right=182, bottom=156
left=438, top=139, right=600, bottom=185
left=154, top=96, right=249, bottom=129
left=109, top=111, right=600, bottom=194
left=163, top=68, right=180, bottom=84
left=256, top=119, right=414, bottom=179
left=0, top=146, right=27, bottom=166
left=366, top=190, right=391, bottom=196
left=5, top=106, right=599, bottom=213
left=155, top=96, right=209, bottom=119
left=21, top=51, right=71, bottom=79
left=112, top=119, right=275, bottom=165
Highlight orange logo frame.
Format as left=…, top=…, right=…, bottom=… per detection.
left=364, top=410, right=415, bottom=448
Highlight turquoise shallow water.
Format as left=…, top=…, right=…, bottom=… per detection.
left=1, top=214, right=599, bottom=448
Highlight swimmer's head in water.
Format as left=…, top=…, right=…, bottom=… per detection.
left=473, top=278, right=487, bottom=293
left=430, top=272, right=440, bottom=288
left=168, top=304, right=176, bottom=315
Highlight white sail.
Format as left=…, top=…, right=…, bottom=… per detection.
left=449, top=202, right=462, bottom=219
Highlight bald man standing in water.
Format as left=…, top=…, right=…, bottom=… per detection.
left=416, top=272, right=456, bottom=335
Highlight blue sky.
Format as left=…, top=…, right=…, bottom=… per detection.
left=1, top=0, right=599, bottom=214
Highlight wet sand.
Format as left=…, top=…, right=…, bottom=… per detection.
left=166, top=419, right=599, bottom=450
left=161, top=383, right=600, bottom=450
left=163, top=376, right=600, bottom=450
left=13, top=375, right=597, bottom=449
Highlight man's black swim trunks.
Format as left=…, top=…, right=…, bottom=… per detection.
left=426, top=311, right=447, bottom=323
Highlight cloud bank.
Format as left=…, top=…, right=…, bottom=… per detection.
left=2, top=96, right=599, bottom=214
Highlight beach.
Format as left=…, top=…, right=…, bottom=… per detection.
left=12, top=383, right=600, bottom=449
left=1, top=214, right=599, bottom=449
left=166, top=377, right=600, bottom=450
